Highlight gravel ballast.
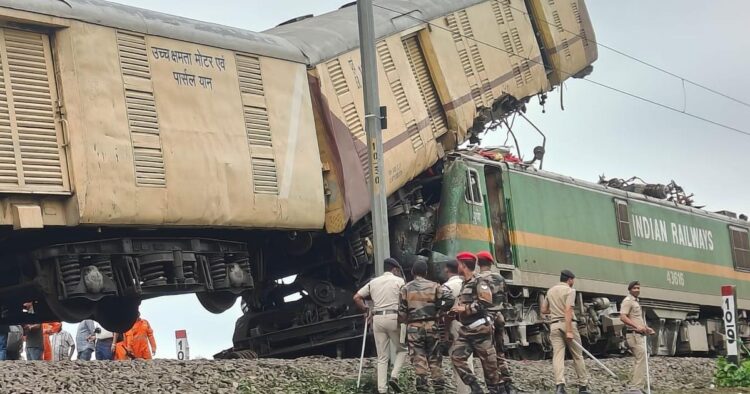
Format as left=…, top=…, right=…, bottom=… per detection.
left=0, top=356, right=727, bottom=393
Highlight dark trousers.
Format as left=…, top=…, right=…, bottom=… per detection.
left=26, top=347, right=43, bottom=360
left=0, top=334, right=7, bottom=361
left=95, top=339, right=113, bottom=360
left=78, top=348, right=94, bottom=361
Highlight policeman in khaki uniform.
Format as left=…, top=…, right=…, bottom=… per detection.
left=620, top=280, right=655, bottom=394
left=398, top=260, right=454, bottom=393
left=477, top=251, right=517, bottom=394
left=541, top=270, right=590, bottom=394
left=450, top=252, right=502, bottom=394
left=354, top=258, right=407, bottom=394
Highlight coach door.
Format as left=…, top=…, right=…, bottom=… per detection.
left=0, top=28, right=69, bottom=194
left=484, top=166, right=511, bottom=265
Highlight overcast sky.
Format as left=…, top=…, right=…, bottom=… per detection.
left=71, top=0, right=749, bottom=359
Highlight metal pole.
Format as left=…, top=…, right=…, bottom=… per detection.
left=357, top=316, right=370, bottom=388
left=567, top=337, right=618, bottom=379
left=644, top=335, right=651, bottom=394
left=357, top=0, right=390, bottom=276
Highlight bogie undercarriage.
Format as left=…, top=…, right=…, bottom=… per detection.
left=0, top=229, right=255, bottom=332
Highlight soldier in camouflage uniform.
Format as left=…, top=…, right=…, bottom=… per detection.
left=477, top=251, right=517, bottom=394
left=399, top=260, right=454, bottom=393
left=450, top=252, right=502, bottom=394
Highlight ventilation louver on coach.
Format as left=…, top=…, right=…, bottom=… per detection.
left=0, top=28, right=69, bottom=193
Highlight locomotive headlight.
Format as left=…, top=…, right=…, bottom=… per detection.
left=82, top=265, right=104, bottom=294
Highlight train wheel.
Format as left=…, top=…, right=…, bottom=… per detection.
left=94, top=297, right=140, bottom=332
left=43, top=295, right=95, bottom=323
left=196, top=292, right=237, bottom=314
left=516, top=343, right=546, bottom=360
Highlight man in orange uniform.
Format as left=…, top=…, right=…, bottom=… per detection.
left=119, top=314, right=156, bottom=360
left=42, top=322, right=62, bottom=361
left=112, top=332, right=130, bottom=360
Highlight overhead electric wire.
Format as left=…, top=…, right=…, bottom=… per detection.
left=371, top=2, right=750, bottom=138
left=496, top=0, right=750, bottom=109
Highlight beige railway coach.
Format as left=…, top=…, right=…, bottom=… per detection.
left=0, top=0, right=325, bottom=230
left=270, top=0, right=588, bottom=233
left=528, top=0, right=598, bottom=85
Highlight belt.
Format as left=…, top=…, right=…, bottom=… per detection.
left=467, top=317, right=491, bottom=329
left=96, top=338, right=113, bottom=342
left=407, top=318, right=436, bottom=324
left=550, top=319, right=578, bottom=324
left=373, top=309, right=398, bottom=316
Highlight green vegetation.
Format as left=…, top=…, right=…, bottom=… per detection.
left=715, top=357, right=750, bottom=388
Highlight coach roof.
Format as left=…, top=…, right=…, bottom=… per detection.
left=0, top=0, right=306, bottom=63
left=266, top=0, right=487, bottom=65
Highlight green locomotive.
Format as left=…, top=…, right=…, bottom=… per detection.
left=224, top=149, right=747, bottom=358
left=428, top=151, right=747, bottom=358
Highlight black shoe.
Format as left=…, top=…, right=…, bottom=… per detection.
left=469, top=381, right=484, bottom=394
left=578, top=386, right=591, bottom=394
left=504, top=381, right=519, bottom=394
left=488, top=385, right=502, bottom=394
left=555, top=384, right=566, bottom=394
left=387, top=378, right=402, bottom=393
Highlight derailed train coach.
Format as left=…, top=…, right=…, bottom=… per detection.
left=270, top=0, right=597, bottom=235
left=225, top=0, right=597, bottom=357
left=0, top=0, right=599, bottom=349
left=0, top=0, right=323, bottom=331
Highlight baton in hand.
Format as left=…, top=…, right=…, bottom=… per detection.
left=561, top=329, right=618, bottom=379
left=357, top=313, right=370, bottom=388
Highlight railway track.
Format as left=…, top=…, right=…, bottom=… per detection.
left=0, top=356, right=716, bottom=393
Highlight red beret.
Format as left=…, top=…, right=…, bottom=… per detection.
left=477, top=251, right=494, bottom=263
left=456, top=252, right=477, bottom=262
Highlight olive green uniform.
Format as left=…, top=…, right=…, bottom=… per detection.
left=399, top=277, right=454, bottom=393
left=478, top=269, right=512, bottom=383
left=450, top=274, right=501, bottom=392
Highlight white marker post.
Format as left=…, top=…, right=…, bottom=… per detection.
left=175, top=329, right=190, bottom=360
left=721, top=285, right=740, bottom=364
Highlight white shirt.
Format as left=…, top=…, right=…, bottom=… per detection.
left=357, top=272, right=404, bottom=311
left=444, top=275, right=464, bottom=298
left=50, top=331, right=75, bottom=361
left=95, top=323, right=113, bottom=340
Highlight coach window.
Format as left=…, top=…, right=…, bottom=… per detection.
left=729, top=226, right=750, bottom=271
left=614, top=199, right=632, bottom=245
left=465, top=169, right=483, bottom=205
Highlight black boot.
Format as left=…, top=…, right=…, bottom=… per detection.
left=469, top=381, right=484, bottom=394
left=387, top=377, right=402, bottom=393
left=504, top=381, right=518, bottom=394
left=432, top=378, right=447, bottom=394
left=578, top=386, right=591, bottom=394
left=555, top=384, right=566, bottom=394
left=414, top=376, right=429, bottom=393
left=488, top=384, right=505, bottom=394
